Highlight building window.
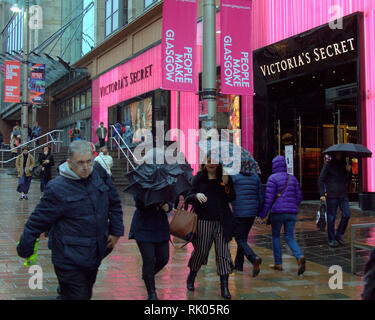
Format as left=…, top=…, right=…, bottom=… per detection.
left=87, top=89, right=92, bottom=107
left=81, top=92, right=86, bottom=110
left=144, top=0, right=160, bottom=9
left=75, top=95, right=80, bottom=113
left=105, top=0, right=119, bottom=37
left=6, top=12, right=23, bottom=53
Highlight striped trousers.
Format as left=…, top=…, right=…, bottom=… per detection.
left=188, top=220, right=233, bottom=276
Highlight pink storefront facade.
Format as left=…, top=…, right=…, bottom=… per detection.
left=92, top=0, right=375, bottom=209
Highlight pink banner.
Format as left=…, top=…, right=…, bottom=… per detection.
left=161, top=0, right=198, bottom=92
left=220, top=0, right=251, bottom=95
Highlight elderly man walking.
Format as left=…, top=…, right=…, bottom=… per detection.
left=17, top=140, right=124, bottom=300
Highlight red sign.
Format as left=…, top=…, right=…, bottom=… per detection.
left=220, top=0, right=252, bottom=95
left=4, top=61, right=21, bottom=103
left=161, top=0, right=198, bottom=92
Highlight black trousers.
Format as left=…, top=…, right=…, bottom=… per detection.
left=54, top=266, right=98, bottom=300
left=99, top=138, right=106, bottom=148
left=136, top=241, right=169, bottom=282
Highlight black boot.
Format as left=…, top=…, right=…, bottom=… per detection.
left=187, top=270, right=197, bottom=291
left=220, top=275, right=231, bottom=299
left=144, top=278, right=158, bottom=300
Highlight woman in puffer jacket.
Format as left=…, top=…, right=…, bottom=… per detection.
left=231, top=171, right=264, bottom=277
left=259, top=156, right=306, bottom=275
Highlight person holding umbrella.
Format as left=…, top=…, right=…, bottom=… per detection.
left=126, top=148, right=193, bottom=300
left=319, top=151, right=353, bottom=248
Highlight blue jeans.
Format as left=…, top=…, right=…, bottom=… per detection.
left=271, top=213, right=303, bottom=265
left=233, top=217, right=257, bottom=267
left=326, top=197, right=351, bottom=241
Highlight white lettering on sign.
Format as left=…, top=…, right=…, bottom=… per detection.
left=260, top=37, right=356, bottom=78
left=164, top=30, right=194, bottom=84
left=223, top=36, right=250, bottom=88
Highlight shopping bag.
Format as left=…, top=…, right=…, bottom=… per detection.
left=169, top=208, right=197, bottom=247
left=316, top=202, right=327, bottom=232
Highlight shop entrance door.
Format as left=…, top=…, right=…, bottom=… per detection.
left=270, top=63, right=359, bottom=199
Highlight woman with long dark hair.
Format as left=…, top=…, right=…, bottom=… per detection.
left=38, top=146, right=55, bottom=198
left=184, top=158, right=236, bottom=299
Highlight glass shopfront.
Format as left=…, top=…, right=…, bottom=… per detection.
left=253, top=13, right=362, bottom=200
left=108, top=89, right=170, bottom=146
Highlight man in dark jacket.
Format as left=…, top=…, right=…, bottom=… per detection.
left=17, top=140, right=124, bottom=300
left=319, top=151, right=352, bottom=247
left=231, top=172, right=264, bottom=277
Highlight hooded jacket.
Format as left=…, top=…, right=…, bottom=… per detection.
left=94, top=152, right=113, bottom=175
left=17, top=162, right=124, bottom=270
left=231, top=172, right=264, bottom=218
left=259, top=156, right=302, bottom=218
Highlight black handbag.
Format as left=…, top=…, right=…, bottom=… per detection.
left=33, top=165, right=43, bottom=177
left=266, top=175, right=291, bottom=225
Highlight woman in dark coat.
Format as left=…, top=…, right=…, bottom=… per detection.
left=184, top=158, right=236, bottom=299
left=129, top=198, right=172, bottom=300
left=38, top=146, right=55, bottom=197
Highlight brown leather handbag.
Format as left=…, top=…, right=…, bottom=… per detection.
left=169, top=207, right=198, bottom=248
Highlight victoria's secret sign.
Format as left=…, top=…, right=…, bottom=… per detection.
left=99, top=64, right=153, bottom=98
left=254, top=14, right=359, bottom=83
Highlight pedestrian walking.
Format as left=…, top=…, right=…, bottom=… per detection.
left=94, top=146, right=113, bottom=176
left=129, top=199, right=172, bottom=300
left=69, top=127, right=74, bottom=142
left=184, top=158, right=236, bottom=299
left=319, top=151, right=352, bottom=248
left=231, top=171, right=264, bottom=277
left=15, top=146, right=35, bottom=200
left=31, top=122, right=42, bottom=145
left=10, top=134, right=19, bottom=155
left=73, top=127, right=81, bottom=141
left=260, top=155, right=306, bottom=275
left=0, top=130, right=3, bottom=149
left=96, top=122, right=107, bottom=148
left=38, top=146, right=55, bottom=198
left=17, top=140, right=124, bottom=300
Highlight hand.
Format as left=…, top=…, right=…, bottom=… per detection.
left=346, top=164, right=352, bottom=172
left=320, top=196, right=326, bottom=203
left=196, top=193, right=207, bottom=203
left=160, top=203, right=170, bottom=212
left=106, top=235, right=120, bottom=249
left=255, top=217, right=262, bottom=225
left=222, top=175, right=229, bottom=185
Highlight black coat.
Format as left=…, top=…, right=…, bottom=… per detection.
left=38, top=152, right=55, bottom=180
left=318, top=159, right=350, bottom=198
left=362, top=248, right=375, bottom=300
left=17, top=169, right=124, bottom=270
left=185, top=171, right=236, bottom=242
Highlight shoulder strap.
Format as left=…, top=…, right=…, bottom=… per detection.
left=279, top=174, right=291, bottom=197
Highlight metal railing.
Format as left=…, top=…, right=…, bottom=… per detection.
left=0, top=130, right=64, bottom=168
left=110, top=125, right=142, bottom=171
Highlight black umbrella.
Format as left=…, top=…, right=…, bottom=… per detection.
left=124, top=148, right=193, bottom=207
left=323, top=143, right=372, bottom=158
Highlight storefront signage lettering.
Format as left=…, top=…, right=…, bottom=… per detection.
left=99, top=64, right=153, bottom=98
left=164, top=30, right=193, bottom=84
left=223, top=36, right=250, bottom=88
left=260, top=37, right=355, bottom=78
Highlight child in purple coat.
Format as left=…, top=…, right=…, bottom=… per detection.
left=260, top=156, right=306, bottom=275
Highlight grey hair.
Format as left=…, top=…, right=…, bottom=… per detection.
left=67, top=140, right=93, bottom=160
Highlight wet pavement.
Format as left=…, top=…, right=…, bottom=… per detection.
left=0, top=172, right=374, bottom=300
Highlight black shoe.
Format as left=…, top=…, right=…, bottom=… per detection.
left=297, top=256, right=306, bottom=276
left=187, top=270, right=197, bottom=291
left=24, top=195, right=28, bottom=200
left=328, top=240, right=338, bottom=248
left=233, top=265, right=243, bottom=272
left=220, top=275, right=231, bottom=300
left=335, top=235, right=345, bottom=246
left=148, top=292, right=158, bottom=300
left=252, top=257, right=262, bottom=278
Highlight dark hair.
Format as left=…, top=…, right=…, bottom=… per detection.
left=199, top=156, right=223, bottom=181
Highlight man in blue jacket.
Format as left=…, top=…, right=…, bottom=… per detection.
left=231, top=170, right=264, bottom=277
left=17, top=140, right=124, bottom=300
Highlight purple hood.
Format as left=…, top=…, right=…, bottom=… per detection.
left=260, top=156, right=302, bottom=218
